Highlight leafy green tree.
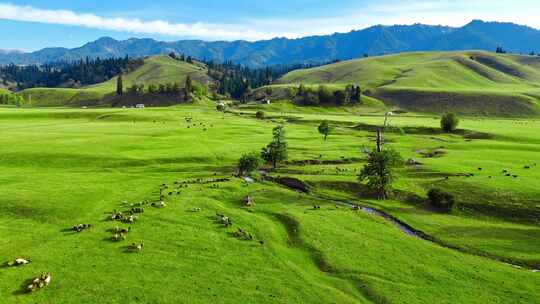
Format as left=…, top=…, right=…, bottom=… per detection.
left=148, top=84, right=158, bottom=94
left=256, top=111, right=266, bottom=119
left=172, top=82, right=181, bottom=94
left=349, top=85, right=362, bottom=104
left=317, top=85, right=333, bottom=104
left=158, top=84, right=166, bottom=94
left=359, top=149, right=403, bottom=199
left=185, top=76, right=193, bottom=101
left=333, top=90, right=348, bottom=105
left=261, top=125, right=288, bottom=169
left=128, top=84, right=139, bottom=94
left=427, top=188, right=455, bottom=211
left=237, top=152, right=261, bottom=176
left=297, top=84, right=307, bottom=97
left=116, top=74, right=123, bottom=96
left=440, top=113, right=459, bottom=133
left=318, top=120, right=332, bottom=141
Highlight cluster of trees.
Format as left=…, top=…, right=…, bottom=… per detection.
left=237, top=124, right=289, bottom=176
left=169, top=52, right=194, bottom=64
left=206, top=61, right=317, bottom=100
left=117, top=74, right=206, bottom=102
left=235, top=114, right=459, bottom=214
left=0, top=56, right=143, bottom=90
left=496, top=46, right=540, bottom=56
left=293, top=84, right=362, bottom=106
left=495, top=46, right=507, bottom=54
left=0, top=93, right=24, bottom=106
left=168, top=52, right=328, bottom=100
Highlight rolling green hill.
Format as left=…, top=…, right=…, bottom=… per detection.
left=19, top=56, right=212, bottom=107
left=277, top=51, right=540, bottom=116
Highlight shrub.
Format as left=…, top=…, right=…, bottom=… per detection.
left=255, top=111, right=266, bottom=119
left=441, top=113, right=459, bottom=133
left=318, top=120, right=332, bottom=141
left=237, top=152, right=261, bottom=176
left=427, top=188, right=455, bottom=211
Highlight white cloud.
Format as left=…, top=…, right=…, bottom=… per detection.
left=0, top=3, right=286, bottom=41
left=0, top=1, right=539, bottom=42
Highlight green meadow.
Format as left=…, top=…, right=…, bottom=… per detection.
left=18, top=56, right=210, bottom=107
left=1, top=101, right=539, bottom=303
left=276, top=51, right=540, bottom=116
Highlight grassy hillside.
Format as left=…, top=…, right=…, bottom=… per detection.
left=277, top=51, right=540, bottom=116
left=0, top=104, right=539, bottom=303
left=19, top=56, right=211, bottom=107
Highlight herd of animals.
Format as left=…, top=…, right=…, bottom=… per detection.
left=3, top=176, right=257, bottom=294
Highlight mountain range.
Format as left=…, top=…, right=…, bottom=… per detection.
left=2, top=20, right=540, bottom=67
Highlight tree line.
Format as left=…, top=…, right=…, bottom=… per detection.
left=116, top=74, right=207, bottom=102
left=292, top=84, right=362, bottom=106
left=170, top=52, right=330, bottom=100
left=0, top=93, right=25, bottom=106
left=0, top=56, right=143, bottom=90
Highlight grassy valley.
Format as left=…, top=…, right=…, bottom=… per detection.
left=0, top=101, right=539, bottom=303
left=1, top=49, right=540, bottom=304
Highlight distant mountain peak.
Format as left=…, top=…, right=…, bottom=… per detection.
left=1, top=20, right=540, bottom=67
left=95, top=37, right=118, bottom=43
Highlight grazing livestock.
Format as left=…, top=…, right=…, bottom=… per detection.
left=152, top=201, right=167, bottom=208
left=72, top=224, right=92, bottom=232
left=131, top=207, right=144, bottom=214
left=243, top=196, right=253, bottom=207
left=233, top=228, right=253, bottom=240
left=6, top=257, right=30, bottom=267
left=216, top=213, right=232, bottom=227
left=123, top=215, right=138, bottom=223
left=26, top=273, right=51, bottom=293
left=110, top=210, right=124, bottom=221
left=129, top=242, right=144, bottom=252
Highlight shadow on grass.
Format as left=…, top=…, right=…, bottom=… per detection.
left=12, top=278, right=34, bottom=296
left=353, top=122, right=496, bottom=139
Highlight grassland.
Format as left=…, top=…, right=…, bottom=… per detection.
left=18, top=56, right=210, bottom=107
left=276, top=51, right=540, bottom=116
left=0, top=101, right=539, bottom=303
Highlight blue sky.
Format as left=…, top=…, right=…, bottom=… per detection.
left=1, top=0, right=539, bottom=51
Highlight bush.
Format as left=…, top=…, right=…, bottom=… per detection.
left=255, top=111, right=266, bottom=119
left=427, top=188, right=455, bottom=211
left=237, top=152, right=261, bottom=176
left=440, top=113, right=459, bottom=133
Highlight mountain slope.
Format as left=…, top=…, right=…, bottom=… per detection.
left=277, top=51, right=540, bottom=116
left=2, top=20, right=540, bottom=67
left=19, top=56, right=211, bottom=107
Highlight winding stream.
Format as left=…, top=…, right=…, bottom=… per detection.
left=260, top=173, right=539, bottom=272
